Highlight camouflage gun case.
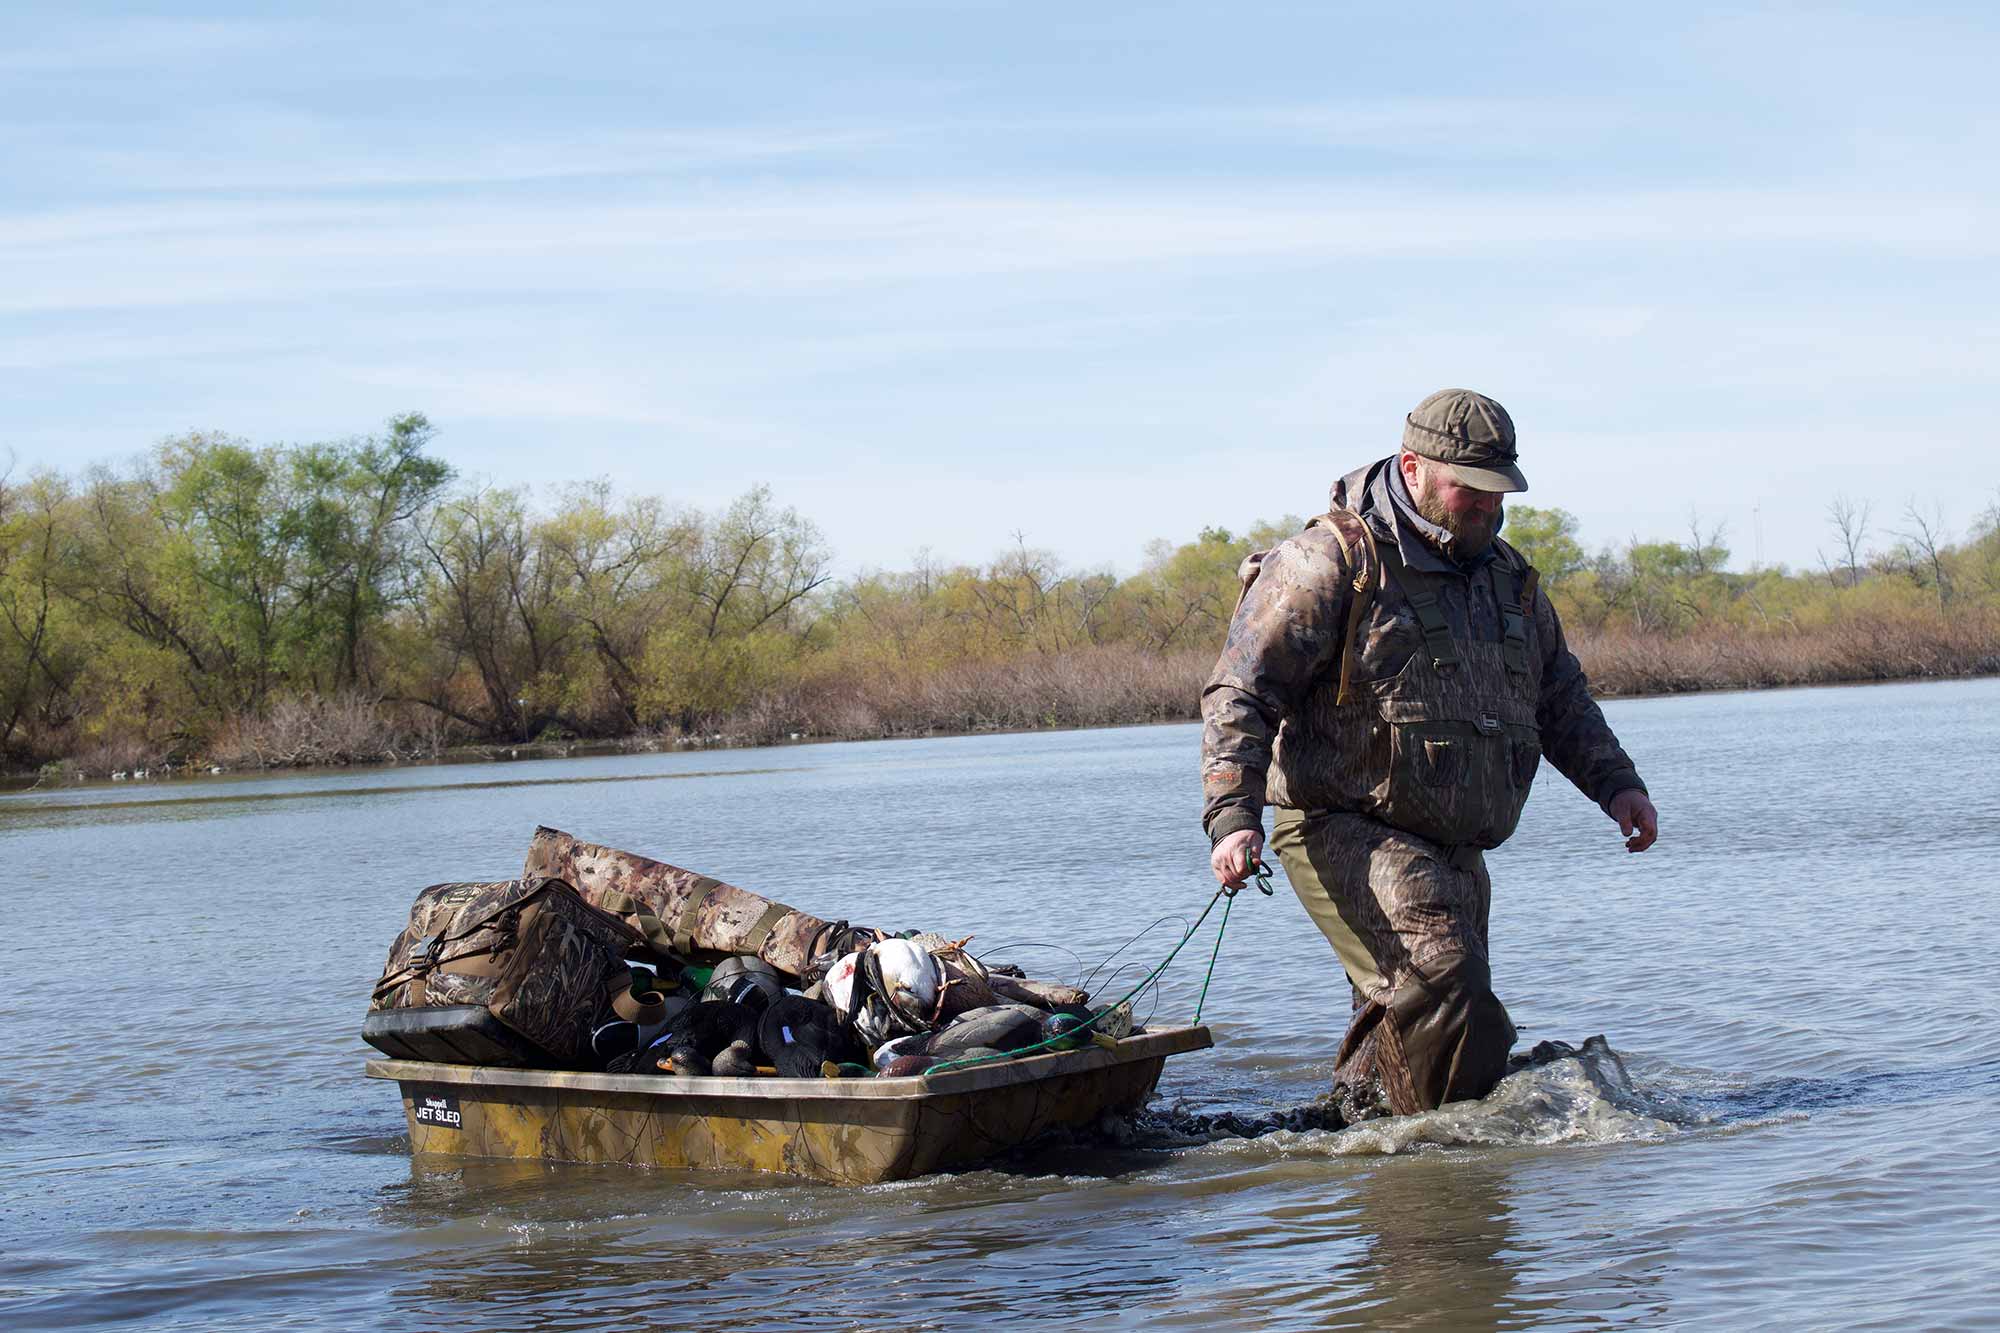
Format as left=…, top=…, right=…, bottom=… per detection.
left=523, top=826, right=863, bottom=983
left=365, top=877, right=642, bottom=1066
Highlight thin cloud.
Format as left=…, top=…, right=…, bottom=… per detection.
left=0, top=17, right=282, bottom=73
left=62, top=126, right=896, bottom=194
left=5, top=183, right=1995, bottom=316
left=337, top=363, right=794, bottom=443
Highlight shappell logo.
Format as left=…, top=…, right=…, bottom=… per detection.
left=415, top=1094, right=462, bottom=1129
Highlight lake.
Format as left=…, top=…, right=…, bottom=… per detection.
left=3, top=677, right=1996, bottom=1330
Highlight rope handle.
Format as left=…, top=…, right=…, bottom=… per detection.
left=1223, top=857, right=1275, bottom=898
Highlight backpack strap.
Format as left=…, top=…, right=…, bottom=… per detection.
left=1231, top=551, right=1266, bottom=616
left=1317, top=510, right=1380, bottom=706
left=1230, top=510, right=1381, bottom=706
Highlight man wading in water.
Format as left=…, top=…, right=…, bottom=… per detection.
left=1200, top=388, right=1659, bottom=1121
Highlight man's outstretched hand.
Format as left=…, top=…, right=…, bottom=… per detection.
left=1211, top=827, right=1265, bottom=888
left=1609, top=789, right=1659, bottom=853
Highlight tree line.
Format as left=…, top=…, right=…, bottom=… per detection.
left=2, top=416, right=1995, bottom=774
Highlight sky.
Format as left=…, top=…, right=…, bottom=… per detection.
left=3, top=2, right=1996, bottom=577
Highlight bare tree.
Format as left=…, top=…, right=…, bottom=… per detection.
left=1973, top=492, right=2000, bottom=600
left=1820, top=494, right=1872, bottom=588
left=411, top=484, right=570, bottom=738
left=688, top=484, right=831, bottom=643
left=1893, top=499, right=1952, bottom=614
left=541, top=483, right=698, bottom=729
left=964, top=534, right=1115, bottom=655
left=1683, top=510, right=1729, bottom=575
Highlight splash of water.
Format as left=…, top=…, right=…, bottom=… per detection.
left=1130, top=1036, right=1705, bottom=1157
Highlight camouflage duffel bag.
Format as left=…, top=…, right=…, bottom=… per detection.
left=523, top=825, right=865, bottom=984
left=365, top=877, right=644, bottom=1067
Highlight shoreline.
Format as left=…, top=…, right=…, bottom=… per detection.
left=7, top=666, right=1994, bottom=794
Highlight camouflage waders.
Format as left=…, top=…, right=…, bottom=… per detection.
left=1270, top=810, right=1514, bottom=1119
left=1305, top=537, right=1531, bottom=1112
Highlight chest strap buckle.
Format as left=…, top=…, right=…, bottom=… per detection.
left=1403, top=588, right=1461, bottom=672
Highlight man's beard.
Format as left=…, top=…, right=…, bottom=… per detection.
left=1413, top=484, right=1501, bottom=558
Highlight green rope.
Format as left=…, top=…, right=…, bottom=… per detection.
left=920, top=859, right=1271, bottom=1078
left=1192, top=891, right=1233, bottom=1024
left=1197, top=858, right=1272, bottom=1023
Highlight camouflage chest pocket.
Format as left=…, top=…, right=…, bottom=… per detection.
left=1390, top=713, right=1502, bottom=792
left=1509, top=737, right=1541, bottom=789
left=1413, top=735, right=1467, bottom=787
left=1377, top=696, right=1539, bottom=847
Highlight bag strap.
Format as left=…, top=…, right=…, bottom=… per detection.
left=594, top=887, right=682, bottom=959
left=371, top=879, right=559, bottom=1000
left=372, top=933, right=507, bottom=1002
left=671, top=882, right=728, bottom=956
left=440, top=878, right=556, bottom=945
left=741, top=902, right=792, bottom=957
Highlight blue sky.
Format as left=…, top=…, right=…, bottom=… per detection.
left=3, top=2, right=1995, bottom=575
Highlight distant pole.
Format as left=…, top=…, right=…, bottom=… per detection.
left=1753, top=504, right=1763, bottom=569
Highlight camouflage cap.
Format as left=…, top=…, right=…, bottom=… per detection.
left=1401, top=388, right=1527, bottom=493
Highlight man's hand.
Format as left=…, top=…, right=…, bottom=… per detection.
left=1211, top=827, right=1265, bottom=888
left=1609, top=789, right=1658, bottom=853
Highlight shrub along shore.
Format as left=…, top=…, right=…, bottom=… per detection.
left=4, top=416, right=1996, bottom=780
left=23, top=620, right=1997, bottom=784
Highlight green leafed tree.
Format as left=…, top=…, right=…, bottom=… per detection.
left=539, top=480, right=700, bottom=730
left=1121, top=526, right=1249, bottom=652
left=1502, top=505, right=1588, bottom=586
left=0, top=472, right=91, bottom=760
left=286, top=413, right=454, bottom=693
left=636, top=484, right=830, bottom=729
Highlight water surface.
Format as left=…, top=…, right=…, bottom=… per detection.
left=3, top=678, right=1996, bottom=1330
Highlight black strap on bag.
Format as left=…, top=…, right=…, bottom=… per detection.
left=371, top=878, right=559, bottom=1003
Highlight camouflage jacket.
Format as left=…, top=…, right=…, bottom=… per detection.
left=1201, top=458, right=1645, bottom=846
